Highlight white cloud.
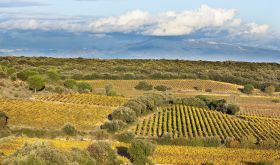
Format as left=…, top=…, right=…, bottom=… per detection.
left=90, top=10, right=152, bottom=33
left=0, top=5, right=270, bottom=36
left=247, top=23, right=269, bottom=34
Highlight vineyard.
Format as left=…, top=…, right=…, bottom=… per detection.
left=152, top=144, right=280, bottom=165
left=239, top=103, right=280, bottom=118
left=35, top=94, right=127, bottom=107
left=135, top=105, right=280, bottom=142
left=0, top=99, right=113, bottom=130
left=0, top=137, right=279, bottom=165
left=83, top=80, right=241, bottom=96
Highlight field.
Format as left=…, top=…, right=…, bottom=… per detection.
left=0, top=137, right=279, bottom=165
left=0, top=99, right=113, bottom=130
left=153, top=145, right=280, bottom=165
left=35, top=93, right=127, bottom=107
left=135, top=105, right=280, bottom=142
left=84, top=79, right=242, bottom=97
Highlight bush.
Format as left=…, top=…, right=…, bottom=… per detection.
left=0, top=112, right=8, bottom=128
left=117, top=132, right=135, bottom=143
left=242, top=84, right=254, bottom=94
left=128, top=139, right=156, bottom=165
left=111, top=107, right=137, bottom=123
left=62, top=123, right=77, bottom=136
left=186, top=137, right=221, bottom=147
left=69, top=148, right=96, bottom=165
left=226, top=104, right=240, bottom=115
left=105, top=84, right=117, bottom=96
left=47, top=69, right=60, bottom=83
left=154, top=85, right=170, bottom=91
left=87, top=142, right=119, bottom=165
left=240, top=135, right=257, bottom=148
left=224, top=137, right=241, bottom=148
left=2, top=142, right=69, bottom=165
left=255, top=160, right=274, bottom=165
left=101, top=120, right=126, bottom=133
left=202, top=162, right=215, bottom=165
left=265, top=85, right=275, bottom=96
left=181, top=98, right=207, bottom=108
left=135, top=81, right=153, bottom=91
left=64, top=79, right=77, bottom=89
left=77, top=82, right=92, bottom=93
left=27, top=75, right=45, bottom=92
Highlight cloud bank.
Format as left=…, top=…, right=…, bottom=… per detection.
left=0, top=5, right=270, bottom=36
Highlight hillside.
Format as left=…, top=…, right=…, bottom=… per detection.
left=1, top=56, right=280, bottom=91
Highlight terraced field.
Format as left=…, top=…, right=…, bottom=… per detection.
left=35, top=94, right=127, bottom=107
left=135, top=105, right=280, bottom=142
left=0, top=99, right=113, bottom=130
left=84, top=80, right=242, bottom=97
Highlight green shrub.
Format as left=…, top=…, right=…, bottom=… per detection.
left=77, top=82, right=92, bottom=93
left=255, top=160, right=274, bottom=165
left=87, top=142, right=118, bottom=165
left=117, top=132, right=135, bottom=143
left=27, top=75, right=45, bottom=92
left=64, top=79, right=77, bottom=89
left=242, top=84, right=254, bottom=94
left=128, top=139, right=156, bottom=165
left=181, top=98, right=207, bottom=108
left=111, top=107, right=136, bottom=123
left=101, top=120, right=126, bottom=133
left=62, top=123, right=77, bottom=136
left=2, top=142, right=69, bottom=165
left=240, top=135, right=257, bottom=148
left=135, top=81, right=153, bottom=91
left=105, top=84, right=117, bottom=96
left=154, top=85, right=170, bottom=91
left=227, top=104, right=240, bottom=115
left=47, top=69, right=60, bottom=83
left=265, top=85, right=275, bottom=96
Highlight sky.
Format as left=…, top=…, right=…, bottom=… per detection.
left=0, top=0, right=279, bottom=62
left=1, top=0, right=279, bottom=29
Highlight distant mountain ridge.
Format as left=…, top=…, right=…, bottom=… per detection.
left=1, top=30, right=280, bottom=62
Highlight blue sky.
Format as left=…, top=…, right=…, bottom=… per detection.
left=1, top=0, right=279, bottom=29
left=0, top=0, right=280, bottom=62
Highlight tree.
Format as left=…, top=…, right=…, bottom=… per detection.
left=128, top=139, right=156, bottom=165
left=265, top=85, right=275, bottom=96
left=242, top=84, right=254, bottom=94
left=27, top=75, right=45, bottom=93
left=111, top=107, right=136, bottom=123
left=87, top=142, right=119, bottom=165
